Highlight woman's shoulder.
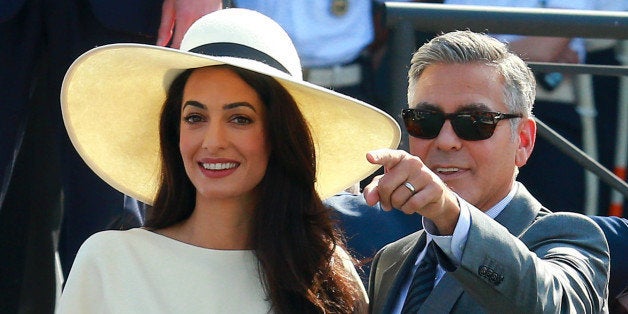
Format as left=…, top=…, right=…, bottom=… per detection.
left=83, top=227, right=147, bottom=243
left=77, top=228, right=154, bottom=256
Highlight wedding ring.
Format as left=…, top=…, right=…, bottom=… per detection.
left=403, top=181, right=416, bottom=194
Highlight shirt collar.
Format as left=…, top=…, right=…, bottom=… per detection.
left=484, top=182, right=518, bottom=219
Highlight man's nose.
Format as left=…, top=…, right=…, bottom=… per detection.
left=434, top=120, right=463, bottom=150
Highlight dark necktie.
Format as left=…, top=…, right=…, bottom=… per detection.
left=401, top=241, right=438, bottom=313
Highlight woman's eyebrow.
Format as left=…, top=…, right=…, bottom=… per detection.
left=182, top=100, right=206, bottom=110
left=182, top=100, right=257, bottom=112
left=223, top=102, right=257, bottom=112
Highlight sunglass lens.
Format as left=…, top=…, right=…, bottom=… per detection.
left=451, top=113, right=497, bottom=141
left=402, top=110, right=443, bottom=139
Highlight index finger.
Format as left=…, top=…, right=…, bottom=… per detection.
left=366, top=148, right=409, bottom=172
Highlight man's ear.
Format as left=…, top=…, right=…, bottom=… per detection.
left=515, top=117, right=536, bottom=167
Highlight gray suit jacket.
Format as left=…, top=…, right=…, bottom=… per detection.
left=368, top=183, right=609, bottom=314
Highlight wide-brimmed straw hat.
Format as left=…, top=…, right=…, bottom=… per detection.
left=61, top=8, right=400, bottom=205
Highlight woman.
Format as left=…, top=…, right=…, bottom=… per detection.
left=56, top=8, right=400, bottom=314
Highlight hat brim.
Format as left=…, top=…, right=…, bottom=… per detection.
left=61, top=44, right=400, bottom=205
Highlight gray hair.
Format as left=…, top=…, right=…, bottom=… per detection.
left=407, top=30, right=536, bottom=121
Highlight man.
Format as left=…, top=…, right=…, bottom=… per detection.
left=365, top=30, right=609, bottom=313
left=444, top=0, right=594, bottom=215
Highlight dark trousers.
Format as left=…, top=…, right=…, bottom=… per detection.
left=0, top=1, right=157, bottom=312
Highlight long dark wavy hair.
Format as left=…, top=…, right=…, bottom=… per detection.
left=144, top=65, right=362, bottom=313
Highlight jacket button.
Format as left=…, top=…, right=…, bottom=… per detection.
left=479, top=265, right=488, bottom=276
left=491, top=273, right=504, bottom=285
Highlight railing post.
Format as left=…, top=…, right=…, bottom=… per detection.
left=388, top=20, right=415, bottom=150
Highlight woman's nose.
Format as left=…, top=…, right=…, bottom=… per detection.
left=201, top=123, right=228, bottom=150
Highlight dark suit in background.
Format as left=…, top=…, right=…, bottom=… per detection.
left=0, top=1, right=160, bottom=312
left=325, top=192, right=421, bottom=282
left=589, top=215, right=628, bottom=303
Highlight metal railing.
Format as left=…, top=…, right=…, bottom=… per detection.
left=385, top=3, right=627, bottom=38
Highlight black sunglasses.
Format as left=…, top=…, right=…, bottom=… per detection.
left=401, top=109, right=522, bottom=141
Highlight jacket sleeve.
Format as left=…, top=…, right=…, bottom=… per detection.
left=451, top=208, right=609, bottom=314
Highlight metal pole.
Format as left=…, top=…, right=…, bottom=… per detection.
left=388, top=20, right=415, bottom=151
left=610, top=40, right=628, bottom=217
left=574, top=74, right=599, bottom=215
left=385, top=3, right=628, bottom=39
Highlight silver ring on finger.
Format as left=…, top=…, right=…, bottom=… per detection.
left=403, top=181, right=416, bottom=194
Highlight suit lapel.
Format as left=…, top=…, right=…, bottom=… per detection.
left=420, top=273, right=465, bottom=313
left=494, top=183, right=545, bottom=237
left=377, top=232, right=426, bottom=313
